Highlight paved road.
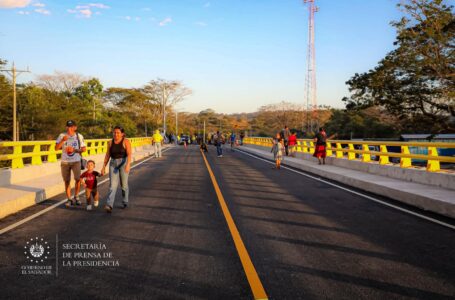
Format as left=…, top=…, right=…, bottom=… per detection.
left=0, top=145, right=454, bottom=299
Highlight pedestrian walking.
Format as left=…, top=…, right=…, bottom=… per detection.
left=230, top=132, right=236, bottom=151
left=288, top=131, right=297, bottom=157
left=152, top=129, right=163, bottom=158
left=214, top=131, right=224, bottom=157
left=313, top=127, right=327, bottom=165
left=282, top=125, right=291, bottom=156
left=101, top=126, right=132, bottom=213
left=55, top=120, right=87, bottom=207
left=271, top=132, right=284, bottom=169
left=239, top=131, right=245, bottom=145
left=80, top=160, right=100, bottom=211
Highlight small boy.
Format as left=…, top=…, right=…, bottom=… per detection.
left=80, top=160, right=100, bottom=211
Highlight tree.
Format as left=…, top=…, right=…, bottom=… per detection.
left=104, top=87, right=160, bottom=136
left=35, top=71, right=86, bottom=96
left=343, top=0, right=455, bottom=132
left=74, top=78, right=103, bottom=121
left=0, top=58, right=12, bottom=139
left=324, top=108, right=400, bottom=139
left=142, top=79, right=192, bottom=134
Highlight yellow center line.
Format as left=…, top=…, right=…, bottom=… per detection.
left=200, top=149, right=268, bottom=300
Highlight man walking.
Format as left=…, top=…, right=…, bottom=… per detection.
left=282, top=125, right=291, bottom=156
left=55, top=120, right=86, bottom=207
left=152, top=129, right=164, bottom=158
left=214, top=131, right=224, bottom=157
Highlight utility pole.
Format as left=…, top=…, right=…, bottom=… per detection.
left=0, top=62, right=30, bottom=141
left=203, top=121, right=206, bottom=144
left=304, top=0, right=318, bottom=134
left=162, top=85, right=167, bottom=136
left=175, top=111, right=178, bottom=136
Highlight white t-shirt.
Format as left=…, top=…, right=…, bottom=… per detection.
left=56, top=132, right=86, bottom=163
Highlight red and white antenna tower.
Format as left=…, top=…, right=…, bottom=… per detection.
left=304, top=0, right=318, bottom=133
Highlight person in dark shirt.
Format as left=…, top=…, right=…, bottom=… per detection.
left=80, top=160, right=100, bottom=211
left=101, top=126, right=132, bottom=213
left=313, top=127, right=328, bottom=165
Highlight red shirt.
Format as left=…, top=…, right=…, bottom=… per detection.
left=288, top=135, right=297, bottom=146
left=80, top=171, right=100, bottom=189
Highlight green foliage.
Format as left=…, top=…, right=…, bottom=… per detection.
left=324, top=108, right=399, bottom=139
left=343, top=0, right=455, bottom=133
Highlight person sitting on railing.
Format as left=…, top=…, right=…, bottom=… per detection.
left=55, top=120, right=87, bottom=207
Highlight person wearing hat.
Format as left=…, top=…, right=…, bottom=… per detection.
left=152, top=129, right=164, bottom=158
left=56, top=120, right=87, bottom=207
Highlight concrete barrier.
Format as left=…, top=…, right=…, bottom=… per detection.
left=0, top=144, right=166, bottom=219
left=245, top=144, right=455, bottom=191
left=241, top=144, right=455, bottom=219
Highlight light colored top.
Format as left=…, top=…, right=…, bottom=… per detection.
left=56, top=133, right=86, bottom=163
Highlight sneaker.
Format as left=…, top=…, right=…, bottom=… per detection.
left=94, top=200, right=99, bottom=208
left=121, top=203, right=128, bottom=209
left=86, top=204, right=92, bottom=211
left=104, top=205, right=112, bottom=213
left=74, top=197, right=81, bottom=206
left=65, top=199, right=74, bottom=208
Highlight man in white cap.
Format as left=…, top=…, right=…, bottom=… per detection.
left=55, top=120, right=87, bottom=207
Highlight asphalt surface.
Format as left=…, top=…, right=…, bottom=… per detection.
left=1, top=145, right=454, bottom=300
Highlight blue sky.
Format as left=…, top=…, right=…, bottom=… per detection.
left=0, top=0, right=402, bottom=113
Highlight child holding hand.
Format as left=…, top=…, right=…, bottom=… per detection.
left=80, top=160, right=101, bottom=211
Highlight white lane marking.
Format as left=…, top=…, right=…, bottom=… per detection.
left=0, top=147, right=173, bottom=235
left=237, top=149, right=455, bottom=231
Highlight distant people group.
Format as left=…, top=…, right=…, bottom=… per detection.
left=270, top=125, right=335, bottom=169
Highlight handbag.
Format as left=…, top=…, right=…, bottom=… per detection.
left=76, top=133, right=87, bottom=170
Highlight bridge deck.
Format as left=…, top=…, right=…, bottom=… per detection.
left=1, top=146, right=454, bottom=299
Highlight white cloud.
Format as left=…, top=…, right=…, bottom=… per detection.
left=159, top=17, right=172, bottom=27
left=34, top=7, right=50, bottom=14
left=32, top=2, right=44, bottom=7
left=125, top=16, right=131, bottom=21
left=204, top=2, right=210, bottom=8
left=195, top=21, right=207, bottom=27
left=142, top=7, right=150, bottom=11
left=88, top=3, right=109, bottom=9
left=68, top=3, right=107, bottom=18
left=0, top=0, right=31, bottom=8
left=135, top=17, right=140, bottom=21
left=79, top=8, right=92, bottom=18
left=17, top=10, right=30, bottom=14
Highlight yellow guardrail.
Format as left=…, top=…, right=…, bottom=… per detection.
left=0, top=137, right=153, bottom=169
left=243, top=137, right=455, bottom=172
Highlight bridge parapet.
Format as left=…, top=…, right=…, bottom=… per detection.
left=0, top=137, right=153, bottom=169
left=244, top=137, right=455, bottom=173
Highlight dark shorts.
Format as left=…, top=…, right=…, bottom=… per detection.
left=61, top=161, right=81, bottom=182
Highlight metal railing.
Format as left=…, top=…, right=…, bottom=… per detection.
left=243, top=137, right=455, bottom=172
left=0, top=137, right=153, bottom=169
